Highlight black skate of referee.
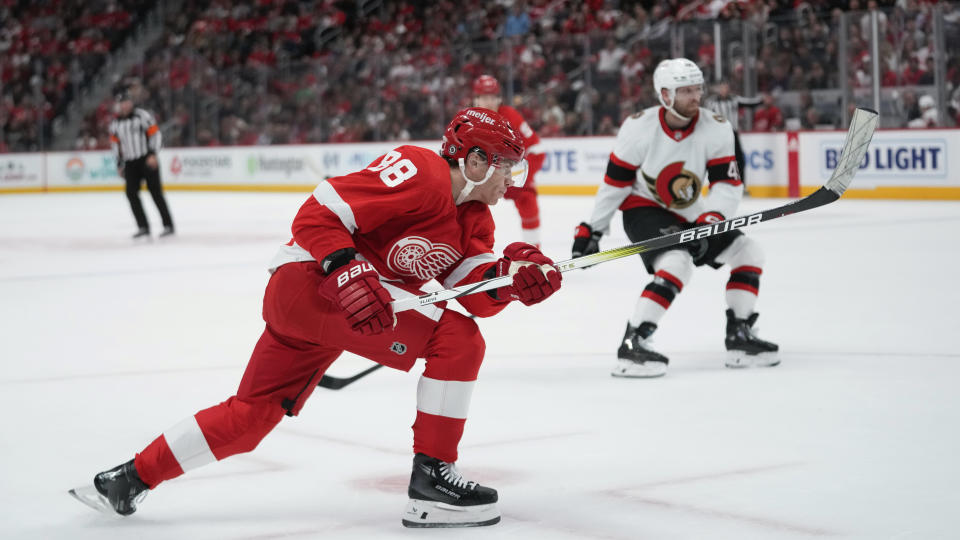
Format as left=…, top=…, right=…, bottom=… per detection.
left=109, top=89, right=174, bottom=239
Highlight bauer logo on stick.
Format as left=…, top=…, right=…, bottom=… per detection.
left=679, top=213, right=763, bottom=243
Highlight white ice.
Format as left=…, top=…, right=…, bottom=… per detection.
left=1, top=190, right=959, bottom=540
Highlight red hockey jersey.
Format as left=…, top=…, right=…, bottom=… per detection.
left=498, top=105, right=541, bottom=154
left=269, top=145, right=509, bottom=318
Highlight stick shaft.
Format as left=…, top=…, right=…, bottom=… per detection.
left=392, top=108, right=877, bottom=313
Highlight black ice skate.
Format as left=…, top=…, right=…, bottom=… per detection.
left=612, top=322, right=669, bottom=378
left=725, top=309, right=780, bottom=368
left=401, top=453, right=500, bottom=528
left=131, top=228, right=150, bottom=240
left=68, top=459, right=149, bottom=516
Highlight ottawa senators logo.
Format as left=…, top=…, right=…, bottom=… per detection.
left=642, top=161, right=702, bottom=209
left=387, top=236, right=461, bottom=281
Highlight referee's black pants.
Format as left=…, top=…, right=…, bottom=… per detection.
left=123, top=155, right=174, bottom=231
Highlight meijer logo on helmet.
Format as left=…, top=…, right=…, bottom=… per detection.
left=465, top=109, right=495, bottom=125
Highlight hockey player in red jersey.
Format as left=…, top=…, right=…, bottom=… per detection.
left=571, top=58, right=778, bottom=378
left=473, top=74, right=546, bottom=247
left=70, top=108, right=562, bottom=528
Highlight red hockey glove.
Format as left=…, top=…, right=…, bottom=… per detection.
left=494, top=242, right=562, bottom=306
left=319, top=260, right=394, bottom=336
left=695, top=211, right=725, bottom=225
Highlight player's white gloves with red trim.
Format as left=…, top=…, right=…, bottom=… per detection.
left=494, top=242, right=562, bottom=306
left=319, top=260, right=394, bottom=336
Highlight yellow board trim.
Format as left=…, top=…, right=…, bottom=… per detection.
left=536, top=185, right=602, bottom=196
left=4, top=184, right=960, bottom=200
left=791, top=185, right=960, bottom=200
left=538, top=184, right=960, bottom=200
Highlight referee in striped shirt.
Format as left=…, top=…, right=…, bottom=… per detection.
left=703, top=81, right=762, bottom=185
left=109, top=87, right=174, bottom=239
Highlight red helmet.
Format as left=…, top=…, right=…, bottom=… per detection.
left=472, top=74, right=501, bottom=96
left=441, top=107, right=525, bottom=167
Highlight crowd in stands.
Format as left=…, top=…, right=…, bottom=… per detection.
left=0, top=0, right=156, bottom=152
left=2, top=0, right=959, bottom=153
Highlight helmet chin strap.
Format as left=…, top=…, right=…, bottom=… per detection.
left=455, top=157, right=497, bottom=205
left=660, top=89, right=693, bottom=123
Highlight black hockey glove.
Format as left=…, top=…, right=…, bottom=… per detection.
left=572, top=222, right=602, bottom=258
left=676, top=223, right=709, bottom=262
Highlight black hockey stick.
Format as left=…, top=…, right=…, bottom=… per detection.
left=317, top=363, right=384, bottom=390
left=392, top=107, right=879, bottom=313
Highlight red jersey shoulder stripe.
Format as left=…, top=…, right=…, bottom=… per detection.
left=609, top=152, right=638, bottom=171
left=706, top=155, right=736, bottom=167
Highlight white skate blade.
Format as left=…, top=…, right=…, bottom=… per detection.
left=68, top=485, right=118, bottom=516
left=611, top=358, right=667, bottom=378
left=401, top=499, right=500, bottom=528
left=725, top=350, right=781, bottom=368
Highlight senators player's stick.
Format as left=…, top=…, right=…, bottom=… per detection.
left=392, top=107, right=879, bottom=314
left=319, top=108, right=878, bottom=390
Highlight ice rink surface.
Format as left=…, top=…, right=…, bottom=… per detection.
left=1, top=189, right=959, bottom=539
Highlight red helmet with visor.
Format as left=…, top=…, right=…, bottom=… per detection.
left=441, top=107, right=527, bottom=203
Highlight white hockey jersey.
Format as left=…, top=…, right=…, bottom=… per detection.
left=588, top=106, right=743, bottom=233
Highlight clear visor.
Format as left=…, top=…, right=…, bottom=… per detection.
left=507, top=159, right=528, bottom=188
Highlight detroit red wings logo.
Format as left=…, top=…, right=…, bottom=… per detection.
left=387, top=236, right=461, bottom=280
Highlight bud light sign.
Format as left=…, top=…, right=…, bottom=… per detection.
left=821, top=138, right=946, bottom=180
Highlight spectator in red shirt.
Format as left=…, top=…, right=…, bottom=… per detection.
left=752, top=93, right=784, bottom=132
left=902, top=57, right=923, bottom=86
left=697, top=32, right=715, bottom=67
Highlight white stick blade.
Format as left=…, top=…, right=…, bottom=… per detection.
left=827, top=107, right=879, bottom=196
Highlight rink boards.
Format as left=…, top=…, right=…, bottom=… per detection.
left=2, top=128, right=959, bottom=199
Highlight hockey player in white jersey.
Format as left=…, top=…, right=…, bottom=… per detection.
left=572, top=58, right=778, bottom=377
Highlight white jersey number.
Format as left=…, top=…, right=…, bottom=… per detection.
left=368, top=150, right=418, bottom=187
left=728, top=160, right=741, bottom=180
